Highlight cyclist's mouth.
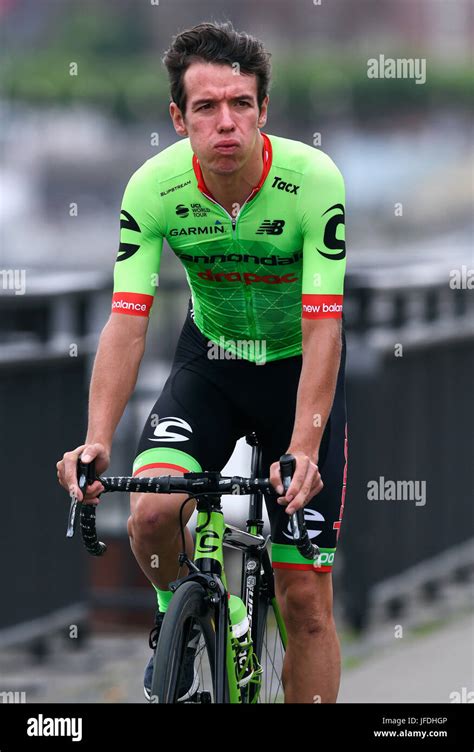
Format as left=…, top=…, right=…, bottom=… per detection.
left=214, top=142, right=239, bottom=154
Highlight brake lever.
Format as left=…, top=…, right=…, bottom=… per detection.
left=65, top=458, right=97, bottom=539
left=66, top=495, right=78, bottom=538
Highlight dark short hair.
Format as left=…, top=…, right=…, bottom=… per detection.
left=162, top=21, right=272, bottom=116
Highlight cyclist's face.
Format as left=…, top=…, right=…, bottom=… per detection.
left=170, top=61, right=268, bottom=174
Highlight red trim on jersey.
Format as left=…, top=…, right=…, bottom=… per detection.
left=334, top=422, right=348, bottom=542
left=192, top=132, right=273, bottom=204
left=272, top=562, right=332, bottom=573
left=133, top=462, right=190, bottom=477
left=302, top=294, right=343, bottom=319
left=112, top=292, right=154, bottom=317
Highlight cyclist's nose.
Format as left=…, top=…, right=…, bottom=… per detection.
left=216, top=103, right=236, bottom=131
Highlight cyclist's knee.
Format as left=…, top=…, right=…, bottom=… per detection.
left=129, top=496, right=169, bottom=541
left=129, top=491, right=194, bottom=543
left=285, top=601, right=335, bottom=637
left=276, top=571, right=334, bottom=636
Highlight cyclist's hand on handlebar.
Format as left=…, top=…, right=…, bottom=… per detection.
left=56, top=443, right=109, bottom=505
left=269, top=450, right=323, bottom=515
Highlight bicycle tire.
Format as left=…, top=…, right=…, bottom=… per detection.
left=151, top=581, right=218, bottom=703
left=250, top=578, right=286, bottom=703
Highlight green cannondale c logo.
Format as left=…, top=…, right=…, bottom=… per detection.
left=196, top=531, right=219, bottom=553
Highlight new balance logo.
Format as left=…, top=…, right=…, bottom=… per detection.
left=256, top=220, right=285, bottom=235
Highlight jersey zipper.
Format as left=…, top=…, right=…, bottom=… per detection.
left=200, top=193, right=258, bottom=341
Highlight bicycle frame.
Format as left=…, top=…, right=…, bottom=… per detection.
left=242, top=435, right=288, bottom=655
left=169, top=435, right=288, bottom=704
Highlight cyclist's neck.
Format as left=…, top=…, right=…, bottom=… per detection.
left=198, top=131, right=265, bottom=215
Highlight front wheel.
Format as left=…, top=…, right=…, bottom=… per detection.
left=151, top=581, right=217, bottom=703
left=249, top=582, right=286, bottom=703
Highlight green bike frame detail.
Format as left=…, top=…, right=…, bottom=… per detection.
left=191, top=505, right=285, bottom=703
left=193, top=508, right=226, bottom=573
left=193, top=507, right=242, bottom=701
left=271, top=596, right=288, bottom=647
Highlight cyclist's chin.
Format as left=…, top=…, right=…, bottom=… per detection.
left=209, top=155, right=241, bottom=174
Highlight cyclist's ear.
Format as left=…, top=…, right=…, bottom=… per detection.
left=258, top=95, right=269, bottom=128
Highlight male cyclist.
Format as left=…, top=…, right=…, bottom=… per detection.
left=57, top=21, right=348, bottom=704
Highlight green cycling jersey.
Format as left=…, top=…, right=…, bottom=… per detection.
left=112, top=131, right=346, bottom=364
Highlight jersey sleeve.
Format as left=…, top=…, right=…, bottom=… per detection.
left=111, top=162, right=165, bottom=317
left=299, top=151, right=346, bottom=320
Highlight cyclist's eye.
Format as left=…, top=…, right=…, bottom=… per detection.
left=237, top=101, right=250, bottom=107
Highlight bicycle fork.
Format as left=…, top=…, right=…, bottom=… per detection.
left=172, top=494, right=244, bottom=703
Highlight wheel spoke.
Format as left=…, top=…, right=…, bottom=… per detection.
left=257, top=603, right=285, bottom=703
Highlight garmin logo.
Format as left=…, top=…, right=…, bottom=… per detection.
left=27, top=714, right=83, bottom=742
left=170, top=225, right=226, bottom=237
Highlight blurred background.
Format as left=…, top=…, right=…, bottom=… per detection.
left=0, top=0, right=472, bottom=703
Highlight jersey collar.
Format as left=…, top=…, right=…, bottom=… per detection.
left=192, top=131, right=272, bottom=204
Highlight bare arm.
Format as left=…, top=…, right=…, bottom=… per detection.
left=85, top=312, right=149, bottom=451
left=288, top=317, right=342, bottom=463
left=57, top=312, right=148, bottom=501
left=270, top=318, right=342, bottom=514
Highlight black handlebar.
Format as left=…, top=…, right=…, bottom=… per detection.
left=279, top=454, right=320, bottom=562
left=65, top=459, right=107, bottom=556
left=67, top=455, right=320, bottom=563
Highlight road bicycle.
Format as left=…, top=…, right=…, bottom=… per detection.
left=66, top=433, right=320, bottom=703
